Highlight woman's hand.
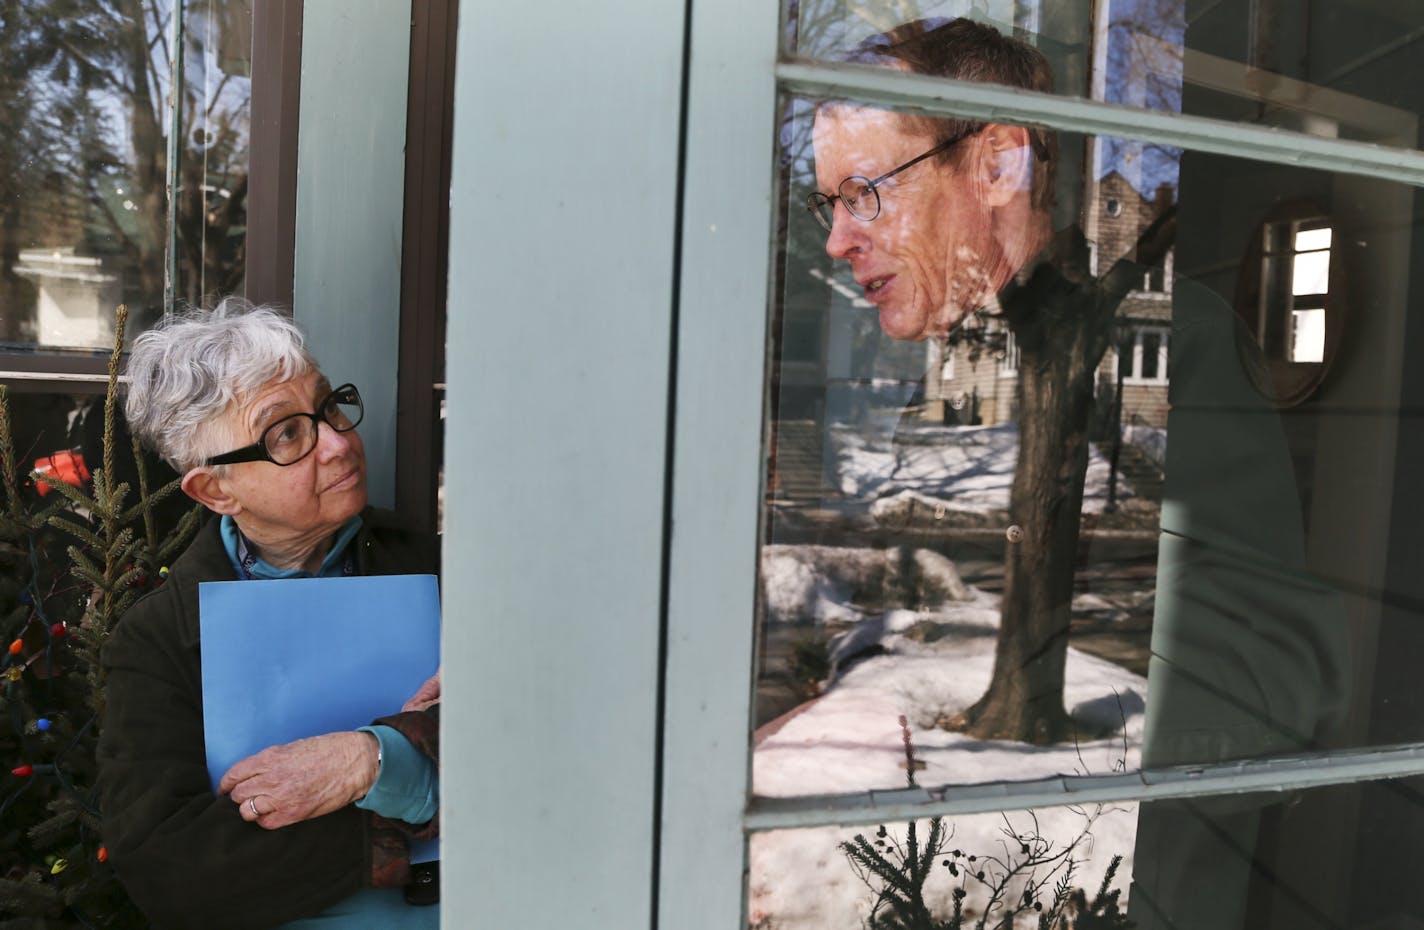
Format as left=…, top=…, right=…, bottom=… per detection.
left=403, top=668, right=441, bottom=712
left=219, top=731, right=379, bottom=829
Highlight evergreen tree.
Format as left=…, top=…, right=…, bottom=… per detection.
left=0, top=306, right=200, bottom=927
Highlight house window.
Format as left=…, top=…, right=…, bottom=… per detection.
left=1115, top=325, right=1169, bottom=383
left=1141, top=250, right=1173, bottom=293
left=1259, top=217, right=1331, bottom=362
left=999, top=331, right=1020, bottom=375
left=1286, top=224, right=1330, bottom=363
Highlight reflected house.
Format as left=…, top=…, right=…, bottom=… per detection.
left=925, top=170, right=1174, bottom=432
left=13, top=247, right=122, bottom=351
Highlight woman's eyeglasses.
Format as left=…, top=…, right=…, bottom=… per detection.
left=203, top=383, right=364, bottom=467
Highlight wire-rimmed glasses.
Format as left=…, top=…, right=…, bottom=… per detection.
left=806, top=126, right=980, bottom=232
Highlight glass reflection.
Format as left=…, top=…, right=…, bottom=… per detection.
left=173, top=0, right=251, bottom=306
left=2, top=389, right=186, bottom=531
left=749, top=777, right=1424, bottom=929
left=750, top=805, right=1138, bottom=929
left=753, top=12, right=1424, bottom=803
left=786, top=0, right=1420, bottom=149
left=0, top=1, right=250, bottom=351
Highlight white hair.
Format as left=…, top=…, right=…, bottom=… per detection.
left=124, top=298, right=317, bottom=471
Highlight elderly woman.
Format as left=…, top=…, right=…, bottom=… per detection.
left=97, top=300, right=439, bottom=929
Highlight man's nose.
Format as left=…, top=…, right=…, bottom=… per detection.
left=825, top=202, right=867, bottom=260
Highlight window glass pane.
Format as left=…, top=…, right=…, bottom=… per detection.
left=0, top=1, right=250, bottom=352
left=1292, top=245, right=1331, bottom=296
left=756, top=83, right=1420, bottom=800
left=1296, top=226, right=1332, bottom=252
left=748, top=776, right=1424, bottom=929
left=1139, top=329, right=1161, bottom=379
left=785, top=4, right=1421, bottom=149
left=1, top=387, right=184, bottom=519
left=1290, top=308, right=1326, bottom=362
left=174, top=0, right=252, bottom=305
left=751, top=805, right=1138, bottom=930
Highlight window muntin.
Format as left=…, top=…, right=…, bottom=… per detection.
left=748, top=776, right=1424, bottom=929
left=757, top=91, right=1421, bottom=811
left=783, top=0, right=1421, bottom=151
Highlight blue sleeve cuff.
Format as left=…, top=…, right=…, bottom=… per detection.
left=354, top=725, right=439, bottom=825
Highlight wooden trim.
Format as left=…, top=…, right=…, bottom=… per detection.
left=246, top=0, right=303, bottom=309
left=0, top=353, right=111, bottom=394
left=394, top=0, right=458, bottom=534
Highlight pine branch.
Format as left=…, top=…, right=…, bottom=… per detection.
left=118, top=475, right=183, bottom=529
left=131, top=431, right=158, bottom=555
left=104, top=528, right=138, bottom=567
left=46, top=516, right=104, bottom=552
left=28, top=802, right=81, bottom=847
left=0, top=386, right=21, bottom=522
left=101, top=308, right=126, bottom=518
left=32, top=472, right=101, bottom=515
left=65, top=546, right=106, bottom=590
left=843, top=833, right=919, bottom=899
left=916, top=816, right=943, bottom=886
left=158, top=506, right=205, bottom=562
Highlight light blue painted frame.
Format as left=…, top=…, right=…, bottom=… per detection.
left=440, top=0, right=689, bottom=926
left=656, top=44, right=1424, bottom=930
left=292, top=0, right=412, bottom=510
left=656, top=0, right=781, bottom=922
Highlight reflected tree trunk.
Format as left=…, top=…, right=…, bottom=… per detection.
left=953, top=211, right=1175, bottom=743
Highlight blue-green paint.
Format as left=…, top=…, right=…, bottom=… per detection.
left=441, top=0, right=686, bottom=926
left=293, top=0, right=411, bottom=509
left=656, top=0, right=780, bottom=924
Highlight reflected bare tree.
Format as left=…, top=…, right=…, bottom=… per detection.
left=0, top=0, right=248, bottom=338
left=947, top=0, right=1185, bottom=744
left=949, top=212, right=1175, bottom=743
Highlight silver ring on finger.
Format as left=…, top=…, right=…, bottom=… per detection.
left=249, top=797, right=261, bottom=818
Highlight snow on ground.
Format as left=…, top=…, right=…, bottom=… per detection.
left=748, top=419, right=1155, bottom=928
left=1122, top=424, right=1167, bottom=468
left=754, top=638, right=1145, bottom=799
left=748, top=805, right=1139, bottom=930
left=832, top=419, right=1130, bottom=513
left=750, top=594, right=1145, bottom=929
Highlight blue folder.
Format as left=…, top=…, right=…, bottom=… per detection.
left=200, top=574, right=440, bottom=863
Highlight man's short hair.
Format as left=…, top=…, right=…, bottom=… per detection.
left=847, top=17, right=1058, bottom=208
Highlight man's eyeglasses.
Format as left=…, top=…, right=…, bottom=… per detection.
left=807, top=123, right=1050, bottom=232
left=204, top=383, right=364, bottom=467
left=807, top=126, right=979, bottom=232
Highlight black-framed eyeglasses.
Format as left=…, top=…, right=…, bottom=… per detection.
left=807, top=126, right=980, bottom=233
left=203, top=383, right=364, bottom=467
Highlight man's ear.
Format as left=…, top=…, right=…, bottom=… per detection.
left=181, top=467, right=241, bottom=516
left=978, top=123, right=1036, bottom=208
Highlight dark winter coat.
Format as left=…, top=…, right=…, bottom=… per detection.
left=97, top=510, right=439, bottom=930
